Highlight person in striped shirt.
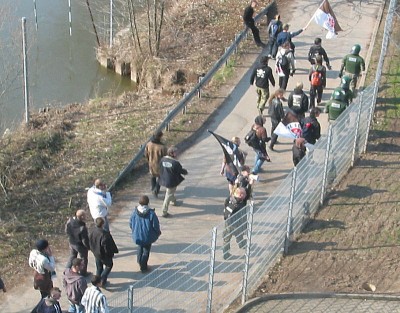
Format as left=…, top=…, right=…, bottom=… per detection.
left=81, top=275, right=109, bottom=313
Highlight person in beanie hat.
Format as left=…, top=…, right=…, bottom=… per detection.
left=29, top=239, right=56, bottom=313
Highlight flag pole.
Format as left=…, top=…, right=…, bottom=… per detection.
left=304, top=0, right=326, bottom=29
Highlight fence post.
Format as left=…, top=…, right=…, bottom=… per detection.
left=206, top=227, right=218, bottom=313
left=284, top=167, right=297, bottom=255
left=234, top=34, right=239, bottom=54
left=22, top=17, right=30, bottom=125
left=241, top=202, right=254, bottom=304
left=320, top=124, right=333, bottom=206
left=351, top=92, right=363, bottom=167
left=225, top=47, right=229, bottom=66
left=198, top=74, right=205, bottom=98
left=128, top=286, right=134, bottom=313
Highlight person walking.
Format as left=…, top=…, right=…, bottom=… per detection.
left=308, top=37, right=332, bottom=69
left=129, top=195, right=161, bottom=273
left=325, top=76, right=353, bottom=122
left=87, top=178, right=112, bottom=232
left=266, top=14, right=283, bottom=58
left=145, top=130, right=167, bottom=198
left=243, top=1, right=266, bottom=48
left=276, top=23, right=304, bottom=55
left=65, top=209, right=90, bottom=276
left=249, top=115, right=271, bottom=175
left=308, top=55, right=327, bottom=110
left=222, top=187, right=248, bottom=260
left=63, top=258, right=87, bottom=313
left=220, top=136, right=247, bottom=195
left=287, top=82, right=309, bottom=119
left=159, top=146, right=188, bottom=217
left=250, top=55, right=275, bottom=116
left=29, top=239, right=56, bottom=313
left=81, top=275, right=109, bottom=313
left=339, top=44, right=365, bottom=96
left=275, top=42, right=295, bottom=91
left=267, top=88, right=285, bottom=151
left=89, top=217, right=119, bottom=288
left=301, top=107, right=322, bottom=146
left=36, top=287, right=62, bottom=313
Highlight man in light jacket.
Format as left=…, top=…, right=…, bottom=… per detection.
left=87, top=178, right=112, bottom=232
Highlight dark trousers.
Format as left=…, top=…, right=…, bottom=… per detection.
left=310, top=85, right=323, bottom=109
left=150, top=176, right=160, bottom=193
left=95, top=257, right=113, bottom=284
left=66, top=244, right=89, bottom=275
left=270, top=120, right=279, bottom=148
left=31, top=291, right=49, bottom=313
left=137, top=244, right=152, bottom=271
left=267, top=38, right=278, bottom=57
left=279, top=73, right=290, bottom=91
left=245, top=21, right=262, bottom=45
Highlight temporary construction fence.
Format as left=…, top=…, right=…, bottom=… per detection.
left=105, top=0, right=398, bottom=311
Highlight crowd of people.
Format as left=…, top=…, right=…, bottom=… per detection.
left=14, top=2, right=368, bottom=312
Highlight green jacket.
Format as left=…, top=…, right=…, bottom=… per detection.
left=325, top=100, right=347, bottom=120
left=341, top=53, right=365, bottom=75
left=331, top=87, right=353, bottom=105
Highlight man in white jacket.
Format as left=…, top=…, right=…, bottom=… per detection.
left=87, top=178, right=112, bottom=232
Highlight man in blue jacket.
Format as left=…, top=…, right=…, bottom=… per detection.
left=129, top=195, right=161, bottom=273
left=159, top=146, right=188, bottom=217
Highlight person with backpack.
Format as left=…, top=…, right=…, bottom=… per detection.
left=250, top=55, right=275, bottom=116
left=325, top=76, right=354, bottom=121
left=308, top=55, right=326, bottom=110
left=247, top=115, right=271, bottom=175
left=267, top=88, right=285, bottom=151
left=275, top=42, right=295, bottom=90
left=288, top=82, right=309, bottom=119
left=308, top=37, right=332, bottom=69
left=339, top=44, right=365, bottom=96
left=276, top=23, right=304, bottom=55
left=243, top=1, right=266, bottom=48
left=266, top=14, right=283, bottom=59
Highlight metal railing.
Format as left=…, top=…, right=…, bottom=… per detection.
left=105, top=0, right=398, bottom=311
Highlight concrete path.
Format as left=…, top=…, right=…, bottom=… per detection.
left=0, top=0, right=383, bottom=312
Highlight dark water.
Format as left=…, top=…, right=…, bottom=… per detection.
left=0, top=0, right=134, bottom=130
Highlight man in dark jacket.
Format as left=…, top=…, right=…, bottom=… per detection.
left=301, top=107, right=321, bottom=145
left=288, top=82, right=309, bottom=118
left=223, top=187, right=248, bottom=260
left=89, top=218, right=119, bottom=288
left=308, top=37, right=331, bottom=69
left=243, top=1, right=266, bottom=48
left=65, top=209, right=90, bottom=276
left=129, top=195, right=161, bottom=273
left=250, top=115, right=270, bottom=175
left=63, top=258, right=87, bottom=313
left=250, top=56, right=275, bottom=115
left=159, top=146, right=188, bottom=217
left=266, top=14, right=283, bottom=58
left=276, top=23, right=304, bottom=55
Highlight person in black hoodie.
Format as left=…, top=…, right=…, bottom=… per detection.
left=222, top=187, right=248, bottom=260
left=250, top=56, right=275, bottom=116
left=63, top=258, right=87, bottom=313
left=65, top=209, right=90, bottom=276
left=288, top=82, right=309, bottom=119
left=308, top=37, right=331, bottom=69
left=89, top=218, right=119, bottom=288
left=159, top=146, right=188, bottom=218
left=243, top=1, right=266, bottom=48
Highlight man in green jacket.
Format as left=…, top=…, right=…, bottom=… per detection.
left=339, top=44, right=365, bottom=96
left=325, top=76, right=353, bottom=121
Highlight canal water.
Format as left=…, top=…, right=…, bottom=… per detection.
left=0, top=0, right=134, bottom=130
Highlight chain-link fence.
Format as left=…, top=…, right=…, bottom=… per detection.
left=105, top=0, right=398, bottom=311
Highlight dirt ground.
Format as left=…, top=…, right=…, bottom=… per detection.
left=255, top=8, right=400, bottom=297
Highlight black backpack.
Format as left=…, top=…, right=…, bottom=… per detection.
left=244, top=129, right=259, bottom=148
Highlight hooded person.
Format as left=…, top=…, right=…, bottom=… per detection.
left=129, top=195, right=161, bottom=273
left=63, top=258, right=87, bottom=313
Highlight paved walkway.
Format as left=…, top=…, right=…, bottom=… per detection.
left=0, top=0, right=384, bottom=312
